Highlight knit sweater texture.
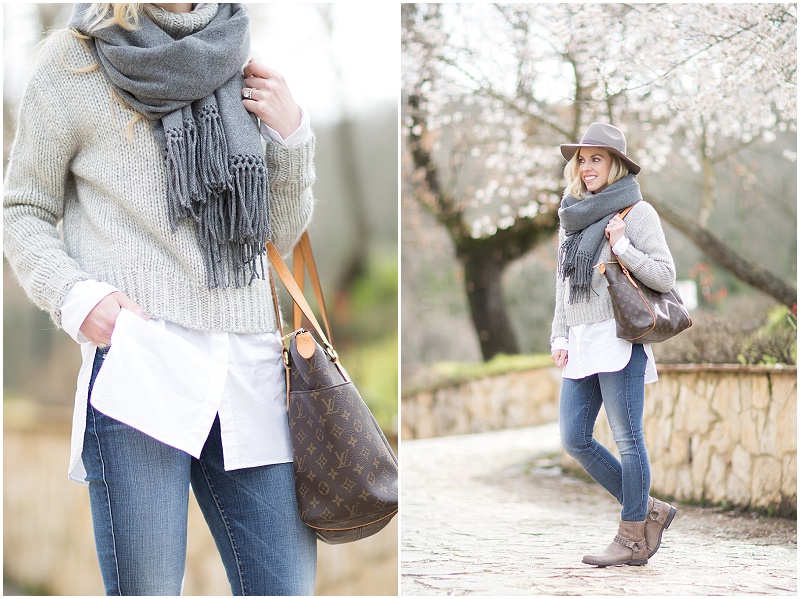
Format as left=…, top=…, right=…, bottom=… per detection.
left=550, top=201, right=676, bottom=343
left=4, top=29, right=315, bottom=334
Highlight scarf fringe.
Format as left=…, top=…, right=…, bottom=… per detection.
left=230, top=156, right=269, bottom=241
left=558, top=232, right=581, bottom=280
left=195, top=155, right=270, bottom=289
left=565, top=251, right=594, bottom=304
left=165, top=116, right=270, bottom=289
left=165, top=127, right=189, bottom=230
left=183, top=117, right=200, bottom=203
left=196, top=104, right=231, bottom=195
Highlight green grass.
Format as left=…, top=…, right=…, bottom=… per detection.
left=343, top=332, right=398, bottom=433
left=402, top=353, right=553, bottom=396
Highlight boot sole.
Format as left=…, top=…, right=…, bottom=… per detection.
left=647, top=506, right=677, bottom=559
left=583, top=558, right=648, bottom=568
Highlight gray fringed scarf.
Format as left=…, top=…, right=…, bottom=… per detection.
left=69, top=3, right=268, bottom=288
left=558, top=174, right=642, bottom=303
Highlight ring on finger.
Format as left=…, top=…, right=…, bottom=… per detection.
left=243, top=87, right=253, bottom=100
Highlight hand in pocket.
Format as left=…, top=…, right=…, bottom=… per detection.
left=79, top=291, right=149, bottom=346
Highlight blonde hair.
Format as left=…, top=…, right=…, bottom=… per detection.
left=79, top=4, right=144, bottom=32
left=563, top=148, right=630, bottom=198
left=65, top=4, right=148, bottom=139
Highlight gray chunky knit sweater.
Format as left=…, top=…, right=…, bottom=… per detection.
left=551, top=201, right=676, bottom=343
left=4, top=30, right=315, bottom=334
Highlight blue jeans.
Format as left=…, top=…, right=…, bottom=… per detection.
left=559, top=343, right=650, bottom=521
left=82, top=347, right=317, bottom=596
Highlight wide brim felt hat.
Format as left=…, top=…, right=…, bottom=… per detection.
left=560, top=122, right=641, bottom=175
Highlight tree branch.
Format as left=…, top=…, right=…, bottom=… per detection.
left=648, top=194, right=797, bottom=307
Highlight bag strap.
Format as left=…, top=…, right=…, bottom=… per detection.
left=267, top=267, right=293, bottom=408
left=266, top=233, right=336, bottom=356
left=292, top=233, right=335, bottom=346
left=618, top=205, right=634, bottom=220
left=609, top=204, right=636, bottom=268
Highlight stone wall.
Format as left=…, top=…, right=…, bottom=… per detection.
left=567, top=365, right=797, bottom=517
left=401, top=368, right=563, bottom=439
left=403, top=364, right=796, bottom=516
left=3, top=405, right=397, bottom=596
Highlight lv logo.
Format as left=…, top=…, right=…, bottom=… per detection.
left=344, top=503, right=362, bottom=518
left=307, top=354, right=323, bottom=373
left=320, top=395, right=338, bottom=415
left=334, top=449, right=352, bottom=468
left=295, top=455, right=307, bottom=473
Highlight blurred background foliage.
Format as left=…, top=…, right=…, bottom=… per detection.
left=3, top=3, right=398, bottom=430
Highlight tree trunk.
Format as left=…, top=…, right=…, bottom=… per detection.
left=461, top=251, right=520, bottom=360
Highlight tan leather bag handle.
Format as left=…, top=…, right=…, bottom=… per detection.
left=267, top=232, right=335, bottom=353
left=291, top=233, right=334, bottom=345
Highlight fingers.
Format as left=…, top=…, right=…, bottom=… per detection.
left=242, top=74, right=289, bottom=101
left=114, top=292, right=150, bottom=321
left=241, top=67, right=301, bottom=139
left=606, top=216, right=626, bottom=229
left=80, top=294, right=120, bottom=346
left=243, top=63, right=287, bottom=96
left=551, top=350, right=568, bottom=368
left=79, top=292, right=149, bottom=347
left=605, top=216, right=626, bottom=240
left=243, top=59, right=281, bottom=80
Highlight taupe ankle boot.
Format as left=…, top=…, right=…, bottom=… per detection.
left=582, top=519, right=648, bottom=567
left=645, top=496, right=677, bottom=558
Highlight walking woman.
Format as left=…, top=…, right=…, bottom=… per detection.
left=551, top=122, right=677, bottom=567
left=4, top=3, right=318, bottom=594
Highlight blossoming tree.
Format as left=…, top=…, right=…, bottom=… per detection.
left=402, top=3, right=796, bottom=360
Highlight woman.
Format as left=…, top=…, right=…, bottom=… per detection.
left=551, top=122, right=678, bottom=567
left=4, top=3, right=317, bottom=595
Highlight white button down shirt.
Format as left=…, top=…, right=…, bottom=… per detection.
left=62, top=109, right=310, bottom=484
left=553, top=319, right=658, bottom=384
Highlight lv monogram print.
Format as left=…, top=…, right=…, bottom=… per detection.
left=602, top=261, right=692, bottom=343
left=287, top=333, right=398, bottom=544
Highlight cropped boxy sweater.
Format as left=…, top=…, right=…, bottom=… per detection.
left=3, top=29, right=315, bottom=335
left=550, top=200, right=677, bottom=343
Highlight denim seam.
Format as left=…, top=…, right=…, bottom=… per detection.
left=88, top=406, right=123, bottom=596
left=581, top=377, right=620, bottom=476
left=196, top=459, right=247, bottom=595
left=622, top=347, right=647, bottom=521
left=626, top=380, right=646, bottom=519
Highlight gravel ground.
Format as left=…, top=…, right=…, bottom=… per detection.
left=401, top=423, right=797, bottom=596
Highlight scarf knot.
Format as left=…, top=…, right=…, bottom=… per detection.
left=557, top=174, right=643, bottom=303
left=69, top=3, right=269, bottom=289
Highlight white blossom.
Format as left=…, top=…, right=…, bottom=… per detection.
left=403, top=3, right=796, bottom=237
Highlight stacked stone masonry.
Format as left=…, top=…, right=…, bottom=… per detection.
left=584, top=365, right=796, bottom=516
left=403, top=364, right=796, bottom=516
left=402, top=368, right=562, bottom=439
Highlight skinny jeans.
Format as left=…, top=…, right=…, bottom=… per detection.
left=82, top=347, right=317, bottom=596
left=559, top=343, right=650, bottom=521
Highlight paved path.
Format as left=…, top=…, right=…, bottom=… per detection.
left=401, top=424, right=797, bottom=595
